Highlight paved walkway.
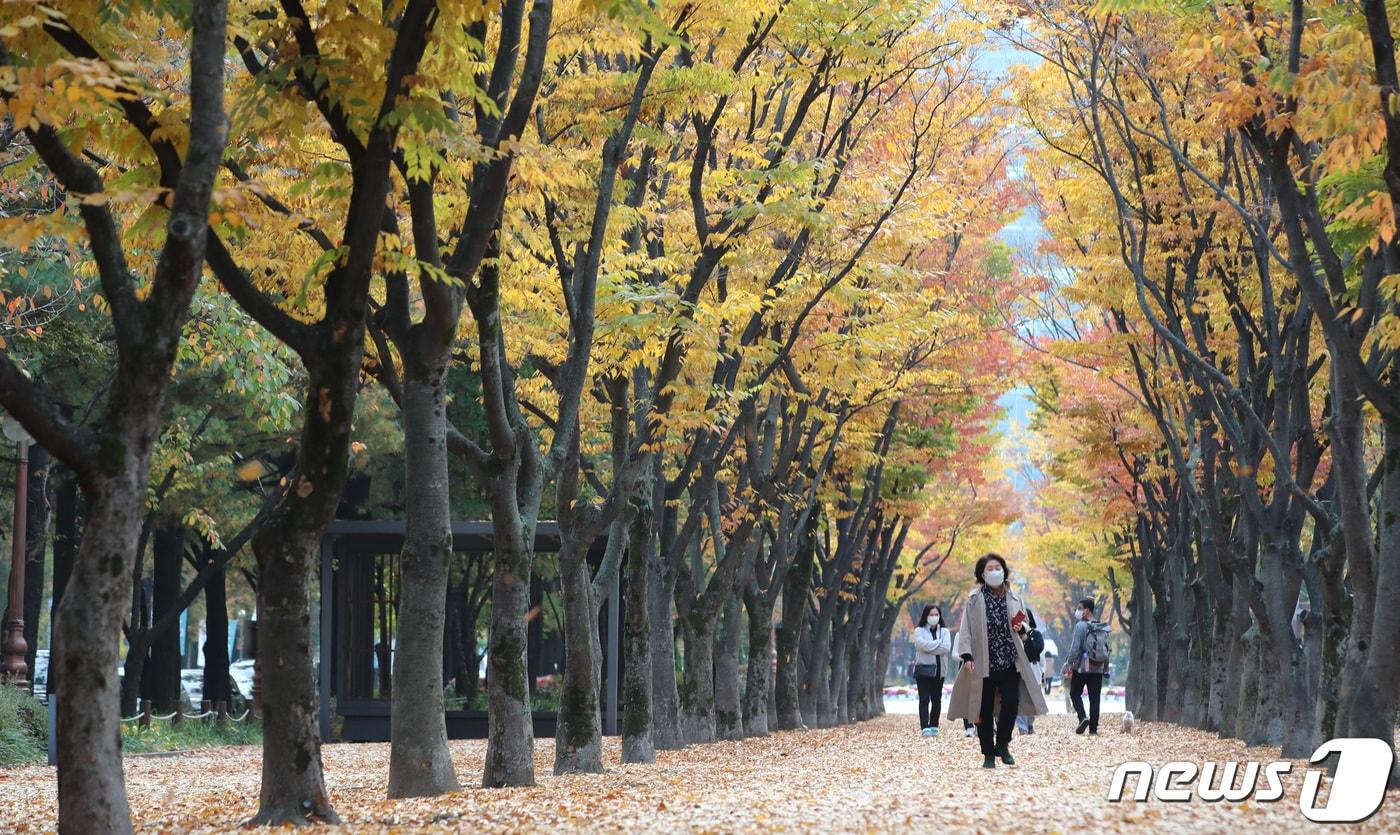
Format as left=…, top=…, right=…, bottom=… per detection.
left=883, top=687, right=1126, bottom=716
left=1, top=712, right=1397, bottom=832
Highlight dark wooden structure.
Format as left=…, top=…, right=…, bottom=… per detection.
left=317, top=520, right=621, bottom=742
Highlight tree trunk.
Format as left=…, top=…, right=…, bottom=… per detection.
left=120, top=632, right=147, bottom=719
left=767, top=655, right=779, bottom=729
left=1235, top=625, right=1261, bottom=742
left=712, top=594, right=744, bottom=741
left=453, top=563, right=487, bottom=702
left=1148, top=558, right=1174, bottom=722
left=1205, top=589, right=1232, bottom=733
left=202, top=556, right=231, bottom=705
left=678, top=611, right=717, bottom=744
left=1182, top=576, right=1211, bottom=729
left=1161, top=549, right=1193, bottom=725
left=848, top=578, right=886, bottom=723
left=54, top=478, right=145, bottom=835
left=829, top=618, right=851, bottom=726
left=649, top=504, right=681, bottom=750
left=806, top=609, right=836, bottom=726
left=250, top=357, right=360, bottom=825
left=844, top=636, right=865, bottom=722
left=483, top=522, right=536, bottom=788
left=622, top=505, right=655, bottom=762
left=873, top=622, right=895, bottom=718
left=22, top=444, right=50, bottom=687
left=1276, top=632, right=1315, bottom=756
left=741, top=588, right=773, bottom=737
left=1299, top=557, right=1325, bottom=742
left=252, top=519, right=336, bottom=824
left=1248, top=637, right=1288, bottom=748
left=445, top=577, right=467, bottom=698
left=775, top=531, right=811, bottom=730
left=1344, top=417, right=1400, bottom=783
left=1, top=5, right=229, bottom=831
left=389, top=372, right=461, bottom=798
left=1217, top=578, right=1249, bottom=738
left=1257, top=538, right=1314, bottom=757
left=1314, top=528, right=1349, bottom=742
left=1331, top=362, right=1376, bottom=740
left=147, top=524, right=185, bottom=715
left=374, top=561, right=393, bottom=699
left=1127, top=552, right=1158, bottom=721
left=553, top=543, right=604, bottom=774
left=849, top=631, right=874, bottom=722
left=46, top=467, right=77, bottom=703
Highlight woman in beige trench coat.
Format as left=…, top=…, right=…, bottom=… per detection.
left=947, top=553, right=1048, bottom=768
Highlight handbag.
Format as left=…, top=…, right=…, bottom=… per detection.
left=1024, top=628, right=1045, bottom=661
left=913, top=663, right=939, bottom=679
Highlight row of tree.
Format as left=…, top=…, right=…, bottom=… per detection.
left=1014, top=0, right=1400, bottom=776
left=0, top=1, right=1019, bottom=831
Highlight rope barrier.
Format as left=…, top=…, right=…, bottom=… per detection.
left=120, top=709, right=249, bottom=723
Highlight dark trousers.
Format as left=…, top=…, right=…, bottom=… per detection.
left=976, top=669, right=1020, bottom=756
left=915, top=675, right=943, bottom=728
left=1070, top=671, right=1103, bottom=731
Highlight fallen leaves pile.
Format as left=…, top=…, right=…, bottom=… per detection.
left=2, top=714, right=1398, bottom=832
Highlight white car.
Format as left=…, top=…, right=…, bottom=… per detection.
left=32, top=649, right=49, bottom=703
left=230, top=659, right=256, bottom=701
left=180, top=669, right=204, bottom=707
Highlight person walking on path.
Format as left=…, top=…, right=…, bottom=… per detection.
left=947, top=554, right=1048, bottom=768
left=911, top=604, right=951, bottom=736
left=949, top=622, right=976, bottom=737
left=1063, top=597, right=1111, bottom=735
left=1015, top=607, right=1044, bottom=736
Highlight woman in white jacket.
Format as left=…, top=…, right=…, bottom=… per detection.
left=911, top=604, right=951, bottom=736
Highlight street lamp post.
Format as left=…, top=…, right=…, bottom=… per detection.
left=2, top=414, right=33, bottom=689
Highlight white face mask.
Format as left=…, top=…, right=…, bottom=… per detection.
left=927, top=616, right=939, bottom=627
left=984, top=568, right=1004, bottom=587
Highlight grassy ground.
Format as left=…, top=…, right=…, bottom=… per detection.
left=0, top=687, right=46, bottom=766
left=1, top=686, right=259, bottom=765
left=120, top=718, right=261, bottom=755
left=3, top=712, right=1399, bottom=833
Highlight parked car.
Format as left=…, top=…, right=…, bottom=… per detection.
left=32, top=649, right=48, bottom=703
left=230, top=659, right=255, bottom=702
left=181, top=669, right=204, bottom=707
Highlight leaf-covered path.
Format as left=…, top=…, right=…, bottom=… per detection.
left=2, top=714, right=1397, bottom=833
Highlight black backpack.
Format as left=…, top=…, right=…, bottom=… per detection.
left=1023, top=610, right=1045, bottom=662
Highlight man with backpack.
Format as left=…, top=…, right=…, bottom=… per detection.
left=1062, top=598, right=1111, bottom=735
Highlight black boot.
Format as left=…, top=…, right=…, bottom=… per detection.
left=982, top=755, right=996, bottom=768
left=997, top=743, right=1015, bottom=765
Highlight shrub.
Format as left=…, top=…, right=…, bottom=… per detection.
left=0, top=685, right=47, bottom=766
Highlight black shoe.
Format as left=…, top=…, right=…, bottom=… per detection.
left=1088, top=729, right=1098, bottom=736
left=983, top=755, right=996, bottom=768
left=1076, top=718, right=1090, bottom=734
left=997, top=744, right=1015, bottom=765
